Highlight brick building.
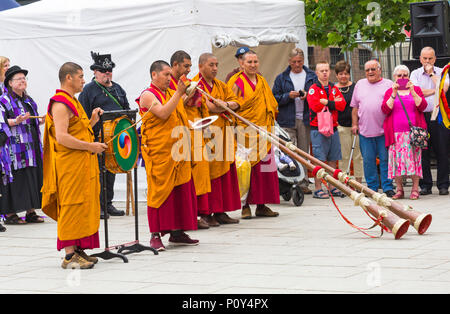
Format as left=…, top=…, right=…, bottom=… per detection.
left=307, top=45, right=373, bottom=83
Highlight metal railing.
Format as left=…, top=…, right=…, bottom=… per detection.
left=345, top=39, right=412, bottom=81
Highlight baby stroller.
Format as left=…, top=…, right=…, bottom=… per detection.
left=274, top=122, right=305, bottom=206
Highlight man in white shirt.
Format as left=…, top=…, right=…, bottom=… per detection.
left=410, top=46, right=449, bottom=196
left=289, top=63, right=307, bottom=122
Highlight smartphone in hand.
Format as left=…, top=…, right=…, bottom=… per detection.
left=397, top=78, right=409, bottom=90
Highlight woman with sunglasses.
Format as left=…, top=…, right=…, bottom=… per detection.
left=381, top=65, right=428, bottom=200
left=0, top=65, right=44, bottom=225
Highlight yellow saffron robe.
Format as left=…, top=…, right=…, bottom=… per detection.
left=168, top=77, right=211, bottom=197
left=137, top=85, right=192, bottom=209
left=192, top=73, right=241, bottom=180
left=227, top=71, right=278, bottom=166
left=41, top=90, right=100, bottom=241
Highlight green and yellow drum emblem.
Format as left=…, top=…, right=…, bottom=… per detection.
left=104, top=116, right=139, bottom=173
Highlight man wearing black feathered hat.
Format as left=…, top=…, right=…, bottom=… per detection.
left=79, top=52, right=130, bottom=218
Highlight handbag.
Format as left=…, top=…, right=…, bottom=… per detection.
left=396, top=94, right=429, bottom=149
left=317, top=106, right=334, bottom=137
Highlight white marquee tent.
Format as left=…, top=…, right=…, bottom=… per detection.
left=0, top=0, right=306, bottom=200
left=0, top=0, right=306, bottom=112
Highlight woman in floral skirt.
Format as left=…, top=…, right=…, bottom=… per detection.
left=381, top=65, right=428, bottom=200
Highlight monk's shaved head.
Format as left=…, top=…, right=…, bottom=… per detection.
left=150, top=60, right=170, bottom=74
left=170, top=50, right=191, bottom=66
left=198, top=53, right=218, bottom=81
left=198, top=53, right=216, bottom=65
left=59, top=62, right=83, bottom=83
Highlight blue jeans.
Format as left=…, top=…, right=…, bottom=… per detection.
left=359, top=134, right=393, bottom=192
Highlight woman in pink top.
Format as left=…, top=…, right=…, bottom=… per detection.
left=382, top=65, right=427, bottom=200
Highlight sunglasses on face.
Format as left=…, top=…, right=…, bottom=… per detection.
left=365, top=68, right=378, bottom=72
left=98, top=69, right=112, bottom=73
left=396, top=74, right=409, bottom=78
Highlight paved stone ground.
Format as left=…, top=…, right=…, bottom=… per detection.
left=0, top=184, right=449, bottom=294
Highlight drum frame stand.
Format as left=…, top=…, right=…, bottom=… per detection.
left=92, top=110, right=158, bottom=263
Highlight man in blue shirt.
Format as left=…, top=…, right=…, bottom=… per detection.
left=272, top=48, right=317, bottom=194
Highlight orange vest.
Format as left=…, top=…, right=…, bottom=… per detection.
left=41, top=90, right=100, bottom=241
left=137, top=84, right=192, bottom=208
left=227, top=71, right=278, bottom=166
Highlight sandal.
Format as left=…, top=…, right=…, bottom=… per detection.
left=313, top=189, right=329, bottom=199
left=409, top=189, right=420, bottom=200
left=330, top=187, right=343, bottom=197
left=25, top=211, right=44, bottom=223
left=392, top=190, right=404, bottom=200
left=4, top=214, right=27, bottom=225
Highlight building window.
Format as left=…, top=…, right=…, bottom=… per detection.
left=359, top=48, right=372, bottom=70
left=330, top=48, right=344, bottom=67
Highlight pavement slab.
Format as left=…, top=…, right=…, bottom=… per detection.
left=0, top=183, right=449, bottom=294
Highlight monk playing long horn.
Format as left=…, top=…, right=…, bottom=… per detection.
left=42, top=62, right=108, bottom=269
left=227, top=50, right=280, bottom=219
left=189, top=52, right=242, bottom=226
left=136, top=60, right=198, bottom=252
left=169, top=50, right=211, bottom=230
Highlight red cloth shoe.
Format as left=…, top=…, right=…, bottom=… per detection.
left=150, top=234, right=166, bottom=251
left=169, top=232, right=199, bottom=246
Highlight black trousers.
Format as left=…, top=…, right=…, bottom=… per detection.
left=420, top=112, right=450, bottom=190
left=98, top=157, right=116, bottom=210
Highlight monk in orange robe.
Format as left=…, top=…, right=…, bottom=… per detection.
left=136, top=60, right=198, bottom=252
left=227, top=50, right=280, bottom=219
left=189, top=53, right=242, bottom=226
left=169, top=50, right=210, bottom=230
left=41, top=62, right=108, bottom=269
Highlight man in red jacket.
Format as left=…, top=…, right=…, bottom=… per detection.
left=307, top=61, right=346, bottom=199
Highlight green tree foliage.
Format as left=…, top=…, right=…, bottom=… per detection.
left=305, top=0, right=414, bottom=51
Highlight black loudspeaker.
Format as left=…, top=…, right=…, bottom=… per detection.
left=410, top=1, right=450, bottom=58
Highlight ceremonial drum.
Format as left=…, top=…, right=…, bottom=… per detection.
left=103, top=116, right=139, bottom=173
